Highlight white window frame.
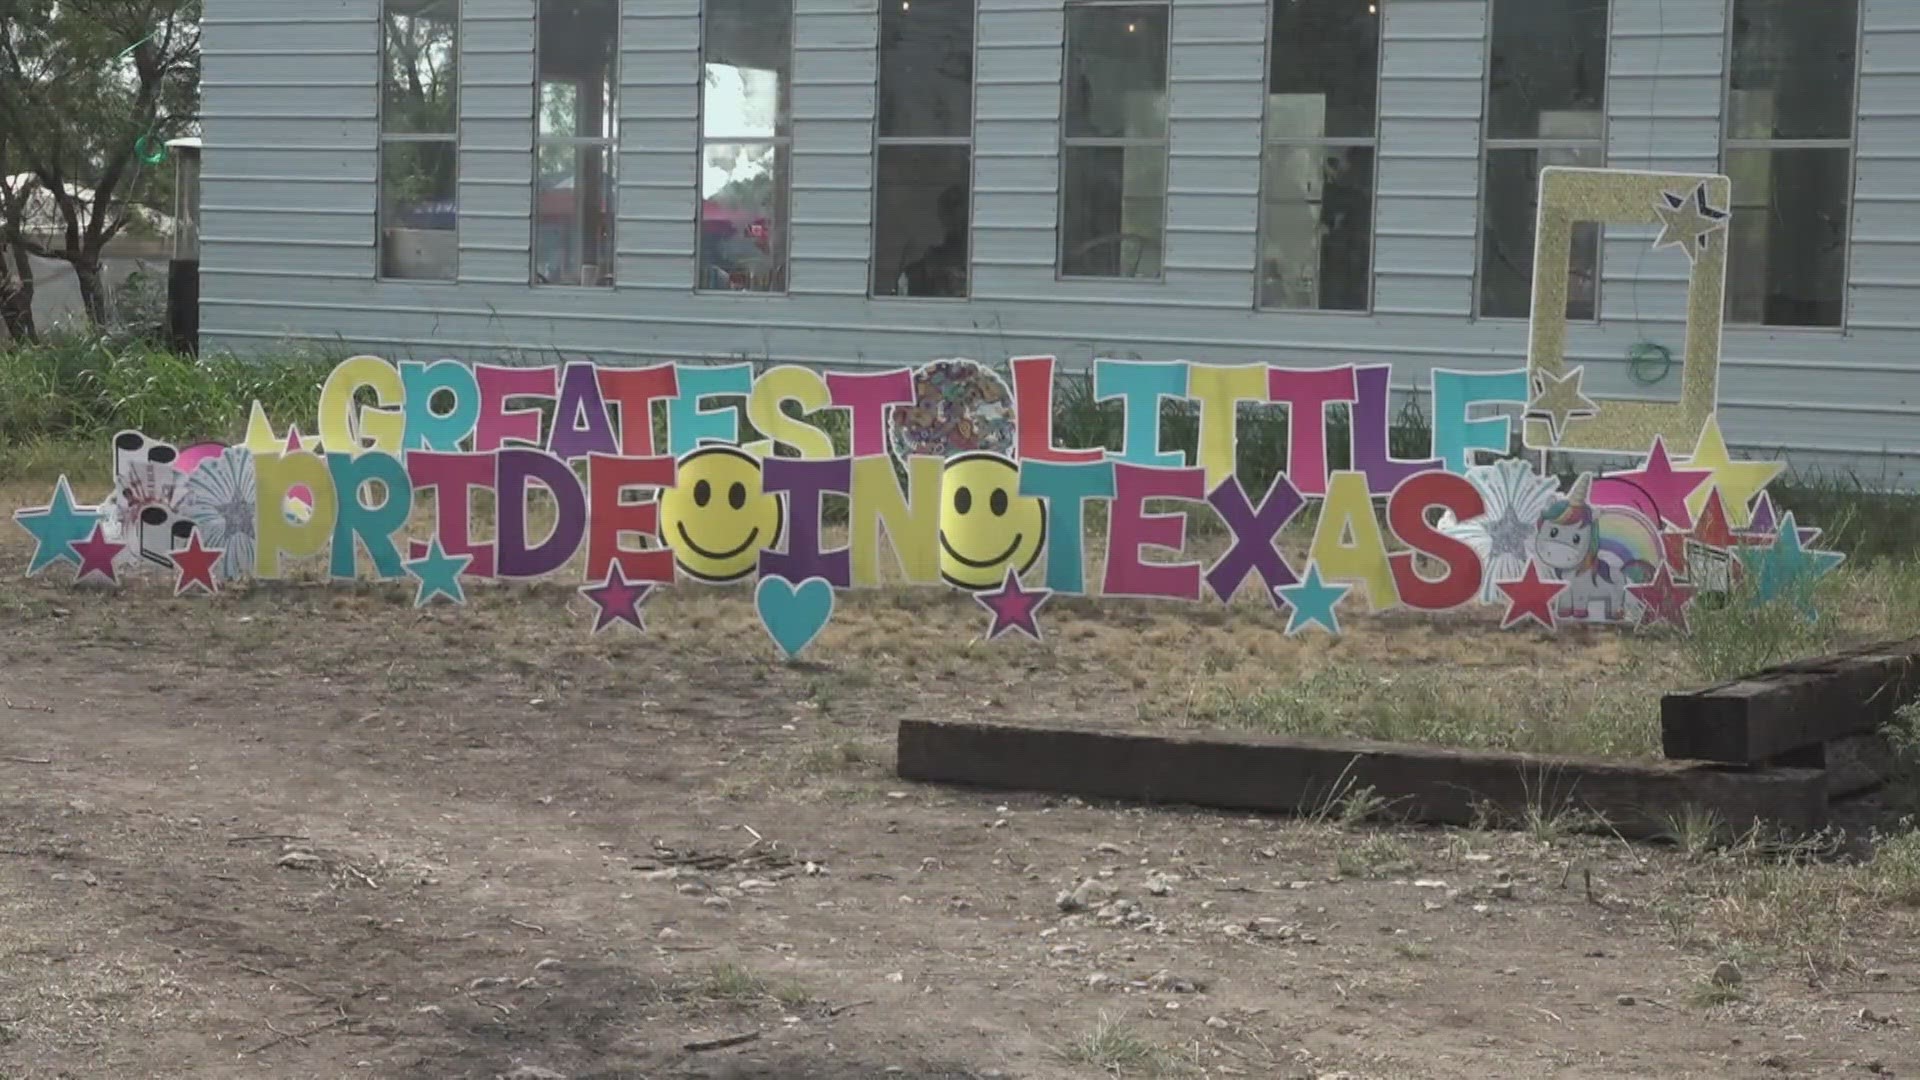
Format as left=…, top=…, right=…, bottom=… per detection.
left=695, top=0, right=795, bottom=295
left=1718, top=0, right=1863, bottom=331
left=870, top=0, right=979, bottom=301
left=377, top=0, right=460, bottom=283
left=1473, top=0, right=1613, bottom=322
left=1255, top=0, right=1384, bottom=314
left=1056, top=0, right=1173, bottom=283
left=532, top=0, right=620, bottom=289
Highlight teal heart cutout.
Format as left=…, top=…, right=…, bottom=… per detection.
left=755, top=575, right=836, bottom=659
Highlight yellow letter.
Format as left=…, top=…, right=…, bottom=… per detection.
left=318, top=355, right=406, bottom=455
left=850, top=455, right=942, bottom=586
left=1308, top=470, right=1400, bottom=612
left=254, top=450, right=340, bottom=579
left=1188, top=363, right=1267, bottom=491
left=745, top=365, right=835, bottom=459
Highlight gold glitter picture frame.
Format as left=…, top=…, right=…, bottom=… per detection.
left=1523, top=167, right=1732, bottom=455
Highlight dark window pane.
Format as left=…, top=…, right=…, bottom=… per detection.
left=873, top=146, right=971, bottom=298
left=700, top=142, right=788, bottom=292
left=1063, top=5, right=1168, bottom=141
left=1479, top=147, right=1600, bottom=320
left=381, top=142, right=457, bottom=280
left=538, top=0, right=619, bottom=141
left=879, top=0, right=974, bottom=139
left=1486, top=0, right=1609, bottom=140
left=1061, top=145, right=1165, bottom=279
left=1259, top=145, right=1374, bottom=311
left=704, top=0, right=792, bottom=139
left=1266, top=0, right=1381, bottom=139
left=1728, top=0, right=1859, bottom=141
left=1724, top=147, right=1850, bottom=327
left=382, top=0, right=458, bottom=135
left=536, top=145, right=617, bottom=287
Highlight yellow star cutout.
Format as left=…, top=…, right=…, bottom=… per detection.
left=1526, top=366, right=1599, bottom=445
left=1681, top=415, right=1783, bottom=529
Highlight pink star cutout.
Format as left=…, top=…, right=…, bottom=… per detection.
left=578, top=563, right=654, bottom=634
left=1495, top=560, right=1566, bottom=630
left=72, top=523, right=126, bottom=584
left=1628, top=564, right=1697, bottom=632
left=975, top=569, right=1052, bottom=642
left=1604, top=437, right=1712, bottom=530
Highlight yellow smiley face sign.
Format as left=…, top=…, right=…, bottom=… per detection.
left=659, top=446, right=785, bottom=582
left=938, top=452, right=1047, bottom=590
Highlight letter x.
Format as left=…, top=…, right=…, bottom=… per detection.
left=1204, top=475, right=1304, bottom=605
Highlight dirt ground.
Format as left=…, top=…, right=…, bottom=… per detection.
left=1, top=545, right=1918, bottom=1078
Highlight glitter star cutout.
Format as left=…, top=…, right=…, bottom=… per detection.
left=579, top=563, right=654, bottom=634
left=1680, top=416, right=1784, bottom=530
left=975, top=568, right=1052, bottom=642
left=1274, top=563, right=1351, bottom=636
left=1628, top=564, right=1697, bottom=632
left=1605, top=436, right=1712, bottom=530
left=1651, top=183, right=1730, bottom=265
left=1736, top=511, right=1845, bottom=619
left=1526, top=366, right=1599, bottom=445
left=170, top=533, right=224, bottom=596
left=72, top=523, right=126, bottom=585
left=1496, top=560, right=1567, bottom=630
left=13, top=476, right=104, bottom=576
left=404, top=539, right=472, bottom=607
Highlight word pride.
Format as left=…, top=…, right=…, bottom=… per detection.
left=13, top=354, right=1840, bottom=657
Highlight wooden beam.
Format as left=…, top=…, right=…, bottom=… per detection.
left=897, top=720, right=1829, bottom=837
left=1661, top=637, right=1920, bottom=764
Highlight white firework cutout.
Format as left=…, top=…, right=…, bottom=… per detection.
left=1436, top=457, right=1563, bottom=604
left=180, top=446, right=259, bottom=582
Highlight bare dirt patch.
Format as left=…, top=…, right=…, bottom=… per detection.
left=0, top=503, right=1918, bottom=1078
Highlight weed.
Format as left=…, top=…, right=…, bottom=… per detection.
left=1391, top=939, right=1433, bottom=961
left=1659, top=805, right=1728, bottom=860
left=696, top=964, right=768, bottom=1004
left=1060, top=1012, right=1179, bottom=1077
left=1336, top=834, right=1412, bottom=879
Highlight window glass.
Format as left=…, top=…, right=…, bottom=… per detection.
left=382, top=0, right=458, bottom=135
left=536, top=0, right=618, bottom=287
left=1728, top=0, right=1859, bottom=141
left=1480, top=146, right=1602, bottom=321
left=700, top=0, right=792, bottom=291
left=1485, top=0, right=1609, bottom=140
left=536, top=145, right=616, bottom=287
left=380, top=142, right=457, bottom=281
left=1259, top=146, right=1374, bottom=311
left=1266, top=0, right=1379, bottom=140
left=1063, top=6, right=1169, bottom=141
left=1061, top=145, right=1165, bottom=279
left=1059, top=5, right=1168, bottom=280
left=879, top=0, right=974, bottom=140
left=874, top=147, right=972, bottom=298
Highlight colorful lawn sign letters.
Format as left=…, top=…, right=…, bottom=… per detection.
left=11, top=169, right=1845, bottom=655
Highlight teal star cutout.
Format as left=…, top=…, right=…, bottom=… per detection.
left=404, top=539, right=473, bottom=607
left=1735, top=511, right=1844, bottom=619
left=1274, top=563, right=1352, bottom=636
left=13, top=476, right=103, bottom=576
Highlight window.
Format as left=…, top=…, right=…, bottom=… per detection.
left=872, top=0, right=975, bottom=299
left=1259, top=0, right=1380, bottom=311
left=1477, top=0, right=1610, bottom=319
left=379, top=0, right=458, bottom=281
left=1058, top=3, right=1169, bottom=280
left=698, top=0, right=792, bottom=293
left=535, top=0, right=619, bottom=288
left=1723, top=0, right=1859, bottom=328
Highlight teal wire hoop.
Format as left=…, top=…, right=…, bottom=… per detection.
left=134, top=133, right=167, bottom=166
left=1628, top=342, right=1673, bottom=386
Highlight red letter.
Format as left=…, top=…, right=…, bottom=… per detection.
left=596, top=364, right=680, bottom=457
left=405, top=450, right=498, bottom=578
left=586, top=453, right=677, bottom=583
left=1013, top=355, right=1103, bottom=464
left=1386, top=470, right=1486, bottom=612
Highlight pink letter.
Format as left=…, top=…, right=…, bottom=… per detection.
left=1102, top=463, right=1206, bottom=601
left=474, top=364, right=558, bottom=453
left=1267, top=365, right=1357, bottom=497
left=826, top=369, right=915, bottom=459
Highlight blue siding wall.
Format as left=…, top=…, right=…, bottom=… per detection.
left=200, top=0, right=1920, bottom=487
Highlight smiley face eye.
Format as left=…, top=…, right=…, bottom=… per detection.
left=1550, top=527, right=1560, bottom=539
left=954, top=486, right=973, bottom=514
left=693, top=479, right=712, bottom=507
left=728, top=482, right=747, bottom=511
left=989, top=488, right=1009, bottom=516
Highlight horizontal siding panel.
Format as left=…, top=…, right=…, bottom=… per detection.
left=465, top=18, right=533, bottom=54
left=205, top=210, right=373, bottom=243
left=1166, top=192, right=1257, bottom=232
left=462, top=147, right=533, bottom=183
left=202, top=242, right=372, bottom=277
left=204, top=52, right=377, bottom=84
left=208, top=118, right=373, bottom=146
left=1383, top=0, right=1486, bottom=42
left=204, top=21, right=373, bottom=53
left=1611, top=0, right=1725, bottom=36
left=1377, top=118, right=1481, bottom=157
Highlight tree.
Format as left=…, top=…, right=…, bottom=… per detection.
left=0, top=0, right=199, bottom=333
